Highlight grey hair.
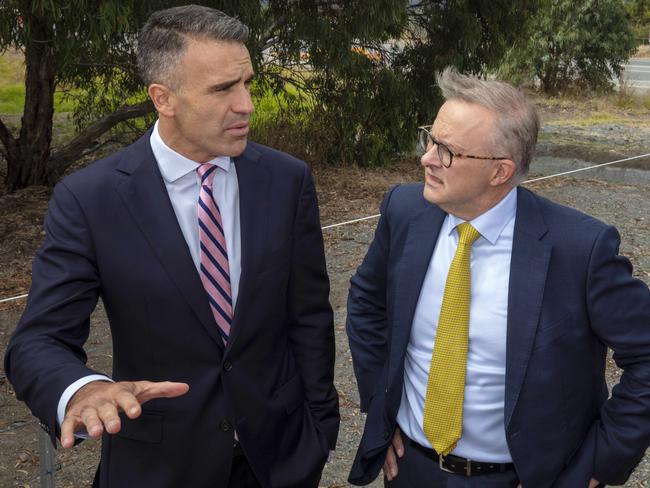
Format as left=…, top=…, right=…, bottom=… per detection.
left=137, top=4, right=249, bottom=88
left=436, top=67, right=539, bottom=182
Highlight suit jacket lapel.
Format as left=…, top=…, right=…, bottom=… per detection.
left=390, top=203, right=446, bottom=374
left=114, top=132, right=225, bottom=351
left=227, top=144, right=268, bottom=354
left=504, top=187, right=551, bottom=429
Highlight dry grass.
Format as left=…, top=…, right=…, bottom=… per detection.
left=633, top=44, right=650, bottom=58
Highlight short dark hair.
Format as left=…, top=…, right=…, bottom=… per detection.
left=137, top=4, right=249, bottom=88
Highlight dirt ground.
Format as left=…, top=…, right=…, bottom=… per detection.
left=0, top=103, right=649, bottom=487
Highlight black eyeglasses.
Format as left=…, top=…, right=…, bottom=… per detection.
left=416, top=126, right=508, bottom=168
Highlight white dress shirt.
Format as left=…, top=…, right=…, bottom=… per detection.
left=396, top=188, right=517, bottom=462
left=57, top=121, right=242, bottom=426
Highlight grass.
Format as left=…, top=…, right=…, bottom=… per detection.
left=0, top=51, right=80, bottom=114
left=250, top=80, right=313, bottom=129
left=532, top=89, right=650, bottom=127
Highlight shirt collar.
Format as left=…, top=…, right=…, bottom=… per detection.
left=149, top=120, right=232, bottom=183
left=446, top=187, right=517, bottom=245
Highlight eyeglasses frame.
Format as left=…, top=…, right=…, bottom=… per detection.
left=417, top=125, right=509, bottom=168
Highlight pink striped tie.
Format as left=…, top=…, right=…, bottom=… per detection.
left=197, top=163, right=232, bottom=343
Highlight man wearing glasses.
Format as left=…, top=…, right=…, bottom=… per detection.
left=346, top=67, right=650, bottom=487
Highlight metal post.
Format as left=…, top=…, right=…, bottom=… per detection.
left=38, top=429, right=56, bottom=488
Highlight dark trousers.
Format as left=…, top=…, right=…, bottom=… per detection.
left=385, top=436, right=519, bottom=488
left=228, top=443, right=263, bottom=488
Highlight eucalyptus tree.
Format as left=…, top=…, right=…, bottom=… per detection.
left=0, top=0, right=537, bottom=191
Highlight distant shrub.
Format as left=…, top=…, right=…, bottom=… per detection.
left=500, top=0, right=637, bottom=93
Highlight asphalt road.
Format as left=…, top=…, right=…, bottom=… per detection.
left=622, top=58, right=650, bottom=91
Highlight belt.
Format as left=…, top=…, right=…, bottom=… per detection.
left=405, top=436, right=515, bottom=477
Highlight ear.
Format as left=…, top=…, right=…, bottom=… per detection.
left=148, top=83, right=175, bottom=117
left=490, top=159, right=517, bottom=186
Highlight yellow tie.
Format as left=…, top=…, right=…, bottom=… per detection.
left=423, top=222, right=481, bottom=456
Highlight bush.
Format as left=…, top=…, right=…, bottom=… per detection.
left=500, top=0, right=637, bottom=93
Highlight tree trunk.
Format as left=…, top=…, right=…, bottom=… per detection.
left=1, top=10, right=154, bottom=192
left=5, top=8, right=56, bottom=191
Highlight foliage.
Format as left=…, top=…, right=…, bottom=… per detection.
left=0, top=0, right=540, bottom=190
left=625, top=0, right=650, bottom=42
left=500, top=0, right=637, bottom=93
left=254, top=0, right=541, bottom=167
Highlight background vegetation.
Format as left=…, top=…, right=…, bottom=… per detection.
left=0, top=0, right=642, bottom=193
left=499, top=0, right=636, bottom=93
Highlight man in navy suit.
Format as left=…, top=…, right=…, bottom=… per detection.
left=5, top=5, right=338, bottom=487
left=346, top=68, right=650, bottom=487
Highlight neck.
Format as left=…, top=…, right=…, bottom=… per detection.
left=157, top=118, right=211, bottom=163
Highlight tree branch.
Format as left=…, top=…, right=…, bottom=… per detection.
left=48, top=100, right=154, bottom=175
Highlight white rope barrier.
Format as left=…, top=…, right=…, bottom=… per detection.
left=1, top=152, right=648, bottom=305
left=523, top=153, right=650, bottom=183
left=0, top=293, right=28, bottom=304
left=321, top=214, right=381, bottom=230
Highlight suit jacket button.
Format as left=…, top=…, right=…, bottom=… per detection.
left=223, top=361, right=232, bottom=372
left=384, top=429, right=390, bottom=440
left=220, top=420, right=231, bottom=432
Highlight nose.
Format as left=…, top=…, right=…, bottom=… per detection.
left=234, top=85, right=255, bottom=115
left=420, top=144, right=442, bottom=168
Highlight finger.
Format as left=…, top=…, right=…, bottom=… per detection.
left=132, top=381, right=190, bottom=404
left=60, top=415, right=81, bottom=449
left=96, top=402, right=123, bottom=434
left=392, top=429, right=404, bottom=457
left=385, top=444, right=398, bottom=480
left=79, top=406, right=104, bottom=439
left=383, top=457, right=395, bottom=482
left=383, top=462, right=392, bottom=482
left=113, top=388, right=143, bottom=420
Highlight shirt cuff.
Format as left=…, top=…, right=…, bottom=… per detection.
left=57, top=374, right=113, bottom=437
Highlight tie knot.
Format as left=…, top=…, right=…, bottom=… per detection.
left=456, top=222, right=481, bottom=246
left=197, top=163, right=217, bottom=188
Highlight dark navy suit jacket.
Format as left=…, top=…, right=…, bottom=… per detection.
left=347, top=184, right=650, bottom=487
left=5, top=131, right=339, bottom=487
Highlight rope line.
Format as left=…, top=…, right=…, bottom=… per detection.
left=0, top=293, right=28, bottom=304
left=524, top=153, right=650, bottom=183
left=0, top=152, right=648, bottom=305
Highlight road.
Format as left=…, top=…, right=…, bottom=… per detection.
left=622, top=58, right=650, bottom=92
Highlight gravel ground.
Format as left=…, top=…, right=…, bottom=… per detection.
left=1, top=120, right=649, bottom=487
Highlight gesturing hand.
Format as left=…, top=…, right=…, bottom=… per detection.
left=60, top=380, right=189, bottom=448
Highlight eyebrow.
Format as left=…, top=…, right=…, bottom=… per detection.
left=210, top=73, right=255, bottom=92
left=431, top=133, right=462, bottom=153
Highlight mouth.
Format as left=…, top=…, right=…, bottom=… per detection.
left=225, top=122, right=250, bottom=137
left=425, top=169, right=443, bottom=187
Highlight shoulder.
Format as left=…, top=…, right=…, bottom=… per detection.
left=383, top=183, right=434, bottom=216
left=61, top=133, right=150, bottom=193
left=519, top=187, right=613, bottom=246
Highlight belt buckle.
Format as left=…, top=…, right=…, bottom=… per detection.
left=439, top=455, right=472, bottom=476
left=438, top=455, right=454, bottom=474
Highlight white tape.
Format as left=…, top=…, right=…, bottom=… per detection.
left=1, top=153, right=648, bottom=304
